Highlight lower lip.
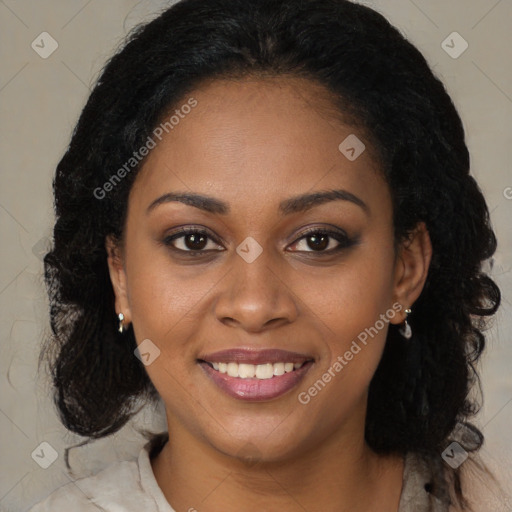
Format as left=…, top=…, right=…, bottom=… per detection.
left=199, top=361, right=313, bottom=402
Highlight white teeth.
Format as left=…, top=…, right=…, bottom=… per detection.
left=238, top=363, right=255, bottom=378
left=209, top=361, right=306, bottom=379
left=255, top=363, right=274, bottom=379
left=273, top=362, right=285, bottom=376
left=227, top=362, right=238, bottom=377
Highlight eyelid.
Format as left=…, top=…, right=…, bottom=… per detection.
left=293, top=225, right=349, bottom=240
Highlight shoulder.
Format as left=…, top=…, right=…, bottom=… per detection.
left=400, top=449, right=511, bottom=512
left=28, top=448, right=159, bottom=512
left=452, top=452, right=512, bottom=512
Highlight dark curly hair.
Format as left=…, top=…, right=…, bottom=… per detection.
left=40, top=0, right=500, bottom=508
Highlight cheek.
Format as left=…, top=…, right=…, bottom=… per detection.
left=306, top=237, right=396, bottom=384
left=303, top=241, right=395, bottom=337
left=296, top=271, right=395, bottom=429
left=124, top=236, right=211, bottom=337
left=123, top=251, right=209, bottom=404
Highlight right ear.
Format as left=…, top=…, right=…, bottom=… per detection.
left=105, top=235, right=132, bottom=327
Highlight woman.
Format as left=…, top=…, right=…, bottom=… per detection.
left=30, top=0, right=506, bottom=510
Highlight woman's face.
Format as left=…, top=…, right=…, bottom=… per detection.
left=108, top=76, right=430, bottom=462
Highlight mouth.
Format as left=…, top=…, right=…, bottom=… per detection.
left=197, top=348, right=314, bottom=402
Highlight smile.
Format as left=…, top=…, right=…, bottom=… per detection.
left=198, top=348, right=314, bottom=401
left=206, top=361, right=306, bottom=379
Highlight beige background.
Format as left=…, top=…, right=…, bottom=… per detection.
left=0, top=1, right=511, bottom=510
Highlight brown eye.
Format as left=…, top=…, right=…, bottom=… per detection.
left=289, top=228, right=356, bottom=254
left=182, top=232, right=208, bottom=251
left=163, top=227, right=223, bottom=254
left=304, top=233, right=330, bottom=251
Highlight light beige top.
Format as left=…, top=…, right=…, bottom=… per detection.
left=27, top=438, right=503, bottom=512
left=398, top=452, right=450, bottom=511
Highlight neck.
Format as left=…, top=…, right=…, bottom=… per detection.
left=151, top=415, right=404, bottom=512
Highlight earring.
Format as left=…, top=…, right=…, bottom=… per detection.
left=399, top=308, right=412, bottom=339
left=118, top=313, right=125, bottom=333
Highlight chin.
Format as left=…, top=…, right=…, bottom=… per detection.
left=203, top=421, right=315, bottom=466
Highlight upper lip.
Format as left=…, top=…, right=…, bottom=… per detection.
left=198, top=348, right=314, bottom=365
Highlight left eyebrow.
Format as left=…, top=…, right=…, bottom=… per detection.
left=146, top=188, right=369, bottom=216
left=279, top=189, right=369, bottom=216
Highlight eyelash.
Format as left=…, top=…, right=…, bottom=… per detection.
left=162, top=226, right=357, bottom=257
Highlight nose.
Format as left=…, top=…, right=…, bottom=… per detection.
left=213, top=246, right=299, bottom=333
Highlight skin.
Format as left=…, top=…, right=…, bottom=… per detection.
left=106, top=76, right=432, bottom=512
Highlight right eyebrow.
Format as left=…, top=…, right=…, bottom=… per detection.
left=146, top=192, right=230, bottom=215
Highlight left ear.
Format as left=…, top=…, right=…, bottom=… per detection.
left=390, top=221, right=433, bottom=324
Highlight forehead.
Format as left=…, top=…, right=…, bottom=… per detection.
left=129, top=76, right=388, bottom=219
